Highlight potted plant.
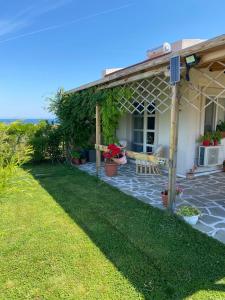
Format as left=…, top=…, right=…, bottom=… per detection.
left=177, top=206, right=200, bottom=225
left=103, top=144, right=126, bottom=177
left=71, top=150, right=80, bottom=165
left=212, top=131, right=222, bottom=146
left=80, top=152, right=87, bottom=164
left=216, top=121, right=225, bottom=138
left=186, top=165, right=197, bottom=179
left=223, top=160, right=225, bottom=172
left=198, top=132, right=212, bottom=146
left=161, top=187, right=183, bottom=208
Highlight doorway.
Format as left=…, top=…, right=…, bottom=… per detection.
left=132, top=104, right=157, bottom=153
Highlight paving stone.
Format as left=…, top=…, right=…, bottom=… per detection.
left=208, top=207, right=225, bottom=218
left=192, top=223, right=213, bottom=233
left=214, top=230, right=225, bottom=243
left=184, top=198, right=204, bottom=207
left=200, top=214, right=222, bottom=224
left=215, top=223, right=225, bottom=228
left=203, top=194, right=225, bottom=201
left=197, top=207, right=209, bottom=215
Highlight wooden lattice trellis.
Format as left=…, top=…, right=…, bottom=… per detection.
left=118, top=74, right=172, bottom=114
left=181, top=61, right=225, bottom=112
left=115, top=60, right=225, bottom=115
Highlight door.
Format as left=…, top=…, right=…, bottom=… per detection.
left=132, top=103, right=156, bottom=153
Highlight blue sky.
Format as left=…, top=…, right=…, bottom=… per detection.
left=0, top=0, right=225, bottom=118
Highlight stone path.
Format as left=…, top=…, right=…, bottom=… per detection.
left=79, top=163, right=225, bottom=244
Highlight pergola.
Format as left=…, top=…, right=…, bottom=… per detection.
left=67, top=34, right=225, bottom=212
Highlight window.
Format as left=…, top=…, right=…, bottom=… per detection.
left=204, top=97, right=225, bottom=132
left=132, top=102, right=156, bottom=153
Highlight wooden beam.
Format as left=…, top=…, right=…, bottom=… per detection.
left=95, top=144, right=168, bottom=166
left=100, top=67, right=168, bottom=89
left=168, top=84, right=180, bottom=212
left=199, top=48, right=225, bottom=67
left=95, top=104, right=101, bottom=176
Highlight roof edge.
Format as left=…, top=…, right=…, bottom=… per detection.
left=66, top=34, right=225, bottom=94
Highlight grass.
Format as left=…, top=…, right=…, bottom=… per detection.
left=1, top=163, right=225, bottom=299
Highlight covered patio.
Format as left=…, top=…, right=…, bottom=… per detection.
left=80, top=162, right=225, bottom=243
left=84, top=36, right=225, bottom=212
left=67, top=35, right=225, bottom=242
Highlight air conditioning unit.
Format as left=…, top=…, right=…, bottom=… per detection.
left=198, top=146, right=223, bottom=166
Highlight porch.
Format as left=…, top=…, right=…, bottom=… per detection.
left=80, top=162, right=225, bottom=243
left=67, top=35, right=225, bottom=213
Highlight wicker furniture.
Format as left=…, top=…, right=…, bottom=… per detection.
left=135, top=145, right=163, bottom=175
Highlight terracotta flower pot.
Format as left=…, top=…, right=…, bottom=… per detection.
left=72, top=158, right=80, bottom=165
left=105, top=162, right=118, bottom=177
left=161, top=193, right=168, bottom=208
left=186, top=172, right=194, bottom=180
left=202, top=140, right=210, bottom=146
left=81, top=158, right=86, bottom=164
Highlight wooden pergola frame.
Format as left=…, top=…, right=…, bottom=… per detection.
left=94, top=69, right=179, bottom=212
left=67, top=34, right=225, bottom=213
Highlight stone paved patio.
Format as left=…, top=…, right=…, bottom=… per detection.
left=79, top=163, right=225, bottom=243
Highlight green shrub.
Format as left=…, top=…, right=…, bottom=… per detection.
left=30, top=121, right=64, bottom=163
left=0, top=125, right=33, bottom=196
left=0, top=120, right=64, bottom=164
left=48, top=87, right=132, bottom=149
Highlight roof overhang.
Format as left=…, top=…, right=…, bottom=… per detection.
left=66, top=34, right=225, bottom=94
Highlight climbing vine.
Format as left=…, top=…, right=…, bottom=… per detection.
left=100, top=87, right=131, bottom=144
left=48, top=86, right=132, bottom=149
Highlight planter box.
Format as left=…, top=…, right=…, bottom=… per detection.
left=183, top=215, right=200, bottom=225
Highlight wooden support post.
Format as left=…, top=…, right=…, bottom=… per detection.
left=96, top=104, right=101, bottom=176
left=168, top=84, right=180, bottom=212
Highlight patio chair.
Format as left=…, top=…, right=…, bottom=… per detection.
left=136, top=145, right=163, bottom=175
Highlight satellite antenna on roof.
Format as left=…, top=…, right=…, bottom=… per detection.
left=147, top=42, right=172, bottom=59
left=163, top=42, right=172, bottom=53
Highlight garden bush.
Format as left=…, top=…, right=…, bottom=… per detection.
left=0, top=120, right=64, bottom=164
left=48, top=87, right=132, bottom=150
left=0, top=123, right=33, bottom=196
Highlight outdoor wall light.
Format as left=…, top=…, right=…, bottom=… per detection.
left=185, top=54, right=201, bottom=81
left=185, top=54, right=200, bottom=66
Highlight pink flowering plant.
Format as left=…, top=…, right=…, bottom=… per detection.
left=103, top=143, right=127, bottom=165
left=161, top=186, right=183, bottom=196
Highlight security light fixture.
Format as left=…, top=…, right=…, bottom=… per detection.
left=185, top=54, right=200, bottom=81
left=185, top=54, right=198, bottom=66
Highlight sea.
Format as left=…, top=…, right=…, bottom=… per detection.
left=0, top=119, right=56, bottom=124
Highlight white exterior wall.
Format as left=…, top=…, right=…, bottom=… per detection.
left=116, top=113, right=133, bottom=148
left=157, top=98, right=201, bottom=176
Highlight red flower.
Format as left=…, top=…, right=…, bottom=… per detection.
left=103, top=144, right=122, bottom=161
left=103, top=152, right=111, bottom=159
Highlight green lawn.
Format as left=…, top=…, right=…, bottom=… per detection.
left=1, top=163, right=225, bottom=299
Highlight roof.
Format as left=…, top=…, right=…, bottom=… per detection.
left=66, top=34, right=225, bottom=94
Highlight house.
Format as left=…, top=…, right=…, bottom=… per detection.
left=67, top=34, right=225, bottom=183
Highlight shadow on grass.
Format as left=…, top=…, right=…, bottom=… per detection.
left=27, top=163, right=225, bottom=300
